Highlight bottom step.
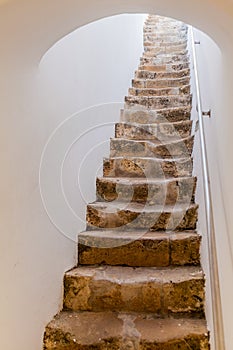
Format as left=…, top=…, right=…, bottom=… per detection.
left=44, top=311, right=209, bottom=349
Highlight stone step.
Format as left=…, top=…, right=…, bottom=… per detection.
left=138, top=62, right=189, bottom=72
left=144, top=25, right=186, bottom=31
left=132, top=77, right=190, bottom=88
left=78, top=230, right=201, bottom=267
left=86, top=201, right=198, bottom=231
left=140, top=56, right=189, bottom=66
left=144, top=25, right=187, bottom=31
left=44, top=311, right=209, bottom=350
left=144, top=32, right=187, bottom=39
left=144, top=31, right=187, bottom=38
left=145, top=18, right=183, bottom=23
left=63, top=265, right=204, bottom=315
left=144, top=40, right=187, bottom=52
left=144, top=46, right=188, bottom=55
left=129, top=85, right=190, bottom=96
left=135, top=68, right=190, bottom=80
left=145, top=21, right=187, bottom=27
left=144, top=42, right=187, bottom=50
left=143, top=36, right=187, bottom=43
left=103, top=156, right=193, bottom=179
left=144, top=37, right=187, bottom=45
left=110, top=136, right=194, bottom=158
left=115, top=120, right=192, bottom=142
left=121, top=107, right=191, bottom=124
left=140, top=55, right=189, bottom=65
left=147, top=15, right=180, bottom=20
left=143, top=49, right=188, bottom=57
left=145, top=19, right=186, bottom=25
left=144, top=29, right=187, bottom=36
left=125, top=95, right=192, bottom=110
left=96, top=176, right=196, bottom=205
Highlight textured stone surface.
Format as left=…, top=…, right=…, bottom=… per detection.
left=141, top=55, right=189, bottom=65
left=121, top=106, right=191, bottom=123
left=144, top=40, right=187, bottom=47
left=144, top=48, right=188, bottom=57
left=78, top=231, right=170, bottom=267
left=170, top=232, right=201, bottom=265
left=64, top=266, right=204, bottom=314
left=103, top=156, right=193, bottom=178
left=135, top=68, right=190, bottom=79
left=110, top=136, right=194, bottom=158
left=44, top=312, right=209, bottom=350
left=78, top=230, right=201, bottom=267
left=138, top=62, right=189, bottom=72
left=86, top=202, right=198, bottom=231
left=144, top=39, right=187, bottom=46
left=133, top=77, right=190, bottom=89
left=96, top=176, right=196, bottom=205
left=115, top=120, right=192, bottom=140
left=125, top=95, right=192, bottom=110
left=132, top=79, right=190, bottom=91
left=103, top=157, right=193, bottom=179
left=129, top=85, right=190, bottom=96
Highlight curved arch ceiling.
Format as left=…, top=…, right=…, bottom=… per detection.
left=0, top=0, right=232, bottom=64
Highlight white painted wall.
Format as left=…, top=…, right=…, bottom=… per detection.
left=0, top=14, right=146, bottom=350
left=39, top=14, right=146, bottom=242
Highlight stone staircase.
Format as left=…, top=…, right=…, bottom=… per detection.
left=43, top=15, right=210, bottom=349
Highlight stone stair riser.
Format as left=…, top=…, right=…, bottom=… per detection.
left=115, top=121, right=192, bottom=141
left=129, top=85, right=190, bottom=97
left=78, top=232, right=201, bottom=267
left=140, top=56, right=190, bottom=65
left=132, top=78, right=190, bottom=89
left=86, top=203, right=198, bottom=231
left=144, top=33, right=187, bottom=39
left=144, top=42, right=187, bottom=50
left=138, top=63, right=190, bottom=73
left=96, top=177, right=196, bottom=205
left=103, top=157, right=193, bottom=178
left=144, top=37, right=187, bottom=43
left=135, top=69, right=190, bottom=80
left=44, top=313, right=209, bottom=350
left=63, top=266, right=204, bottom=315
left=144, top=48, right=188, bottom=56
left=110, top=136, right=194, bottom=158
left=125, top=96, right=192, bottom=110
left=120, top=107, right=191, bottom=124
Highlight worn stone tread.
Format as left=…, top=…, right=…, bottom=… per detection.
left=103, top=156, right=193, bottom=178
left=78, top=230, right=201, bottom=266
left=110, top=135, right=194, bottom=158
left=86, top=201, right=198, bottom=231
left=96, top=176, right=196, bottom=205
left=132, top=77, right=190, bottom=89
left=44, top=311, right=209, bottom=350
left=135, top=69, right=190, bottom=80
left=140, top=57, right=190, bottom=66
left=63, top=265, right=204, bottom=314
left=115, top=120, right=192, bottom=140
left=121, top=106, right=191, bottom=123
left=129, top=85, right=190, bottom=97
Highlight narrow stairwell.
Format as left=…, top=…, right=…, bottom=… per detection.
left=43, top=15, right=210, bottom=349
